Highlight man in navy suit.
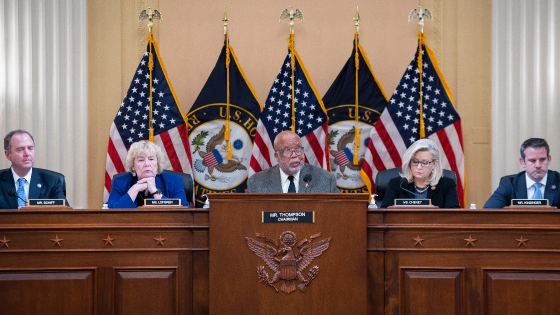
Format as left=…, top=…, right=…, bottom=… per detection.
left=484, top=138, right=560, bottom=208
left=1, top=130, right=68, bottom=209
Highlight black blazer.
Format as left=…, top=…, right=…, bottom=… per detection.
left=380, top=176, right=461, bottom=208
left=483, top=170, right=560, bottom=208
left=0, top=168, right=69, bottom=209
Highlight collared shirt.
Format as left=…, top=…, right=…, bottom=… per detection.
left=526, top=172, right=547, bottom=199
left=279, top=167, right=300, bottom=193
left=11, top=167, right=33, bottom=200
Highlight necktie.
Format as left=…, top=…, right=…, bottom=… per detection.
left=532, top=182, right=542, bottom=199
left=17, top=178, right=27, bottom=208
left=287, top=176, right=296, bottom=193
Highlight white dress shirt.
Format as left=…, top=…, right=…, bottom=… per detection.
left=526, top=172, right=547, bottom=199
left=279, top=168, right=300, bottom=193
left=11, top=167, right=33, bottom=200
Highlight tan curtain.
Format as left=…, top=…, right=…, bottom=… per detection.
left=0, top=0, right=88, bottom=208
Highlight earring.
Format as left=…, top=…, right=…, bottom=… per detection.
left=132, top=171, right=137, bottom=177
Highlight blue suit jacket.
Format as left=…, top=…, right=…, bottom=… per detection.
left=107, top=172, right=188, bottom=208
left=0, top=168, right=68, bottom=209
left=483, top=170, right=560, bottom=208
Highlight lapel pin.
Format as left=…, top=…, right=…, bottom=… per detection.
left=552, top=185, right=556, bottom=190
left=37, top=183, right=42, bottom=188
left=431, top=186, right=435, bottom=190
left=305, top=183, right=309, bottom=188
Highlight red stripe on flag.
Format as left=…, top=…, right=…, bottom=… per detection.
left=368, top=140, right=388, bottom=174
left=375, top=119, right=402, bottom=167
left=105, top=171, right=113, bottom=194
left=253, top=132, right=272, bottom=167
left=305, top=131, right=324, bottom=168
left=108, top=138, right=126, bottom=173
left=159, top=131, right=182, bottom=171
left=177, top=124, right=193, bottom=165
left=436, top=128, right=464, bottom=208
left=249, top=156, right=263, bottom=173
left=454, top=120, right=464, bottom=150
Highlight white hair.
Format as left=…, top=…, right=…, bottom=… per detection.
left=400, top=138, right=442, bottom=186
left=126, top=140, right=164, bottom=174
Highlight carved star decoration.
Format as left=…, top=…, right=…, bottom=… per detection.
left=103, top=234, right=115, bottom=247
left=0, top=235, right=10, bottom=248
left=154, top=235, right=167, bottom=247
left=464, top=235, right=477, bottom=247
left=50, top=235, right=64, bottom=247
left=413, top=235, right=424, bottom=247
left=516, top=235, right=529, bottom=248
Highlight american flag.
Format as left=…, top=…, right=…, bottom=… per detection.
left=360, top=35, right=465, bottom=207
left=249, top=47, right=329, bottom=176
left=104, top=35, right=193, bottom=202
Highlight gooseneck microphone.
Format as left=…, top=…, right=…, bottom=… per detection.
left=399, top=178, right=425, bottom=198
left=303, top=174, right=312, bottom=192
left=7, top=189, right=26, bottom=203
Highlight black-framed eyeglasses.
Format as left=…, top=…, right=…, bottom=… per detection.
left=411, top=159, right=434, bottom=168
left=277, top=146, right=304, bottom=158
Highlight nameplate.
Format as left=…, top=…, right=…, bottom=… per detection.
left=511, top=199, right=549, bottom=206
left=394, top=199, right=432, bottom=206
left=27, top=199, right=65, bottom=206
left=144, top=199, right=181, bottom=206
left=262, top=211, right=314, bottom=223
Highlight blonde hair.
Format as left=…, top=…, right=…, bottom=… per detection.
left=126, top=141, right=164, bottom=174
left=400, top=138, right=442, bottom=186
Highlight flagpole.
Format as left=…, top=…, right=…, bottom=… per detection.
left=353, top=7, right=360, bottom=165
left=280, top=6, right=303, bottom=132
left=223, top=9, right=232, bottom=160
left=408, top=6, right=433, bottom=140
left=139, top=7, right=163, bottom=143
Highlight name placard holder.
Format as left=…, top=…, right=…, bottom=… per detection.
left=28, top=199, right=66, bottom=207
left=510, top=199, right=550, bottom=207
left=144, top=199, right=181, bottom=206
left=393, top=199, right=432, bottom=206
left=262, top=211, right=315, bottom=223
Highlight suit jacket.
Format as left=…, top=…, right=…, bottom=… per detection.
left=381, top=176, right=461, bottom=208
left=107, top=172, right=188, bottom=208
left=483, top=170, right=560, bottom=208
left=246, top=164, right=340, bottom=193
left=0, top=168, right=68, bottom=209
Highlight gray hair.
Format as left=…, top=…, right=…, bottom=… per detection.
left=125, top=140, right=164, bottom=174
left=400, top=138, right=442, bottom=186
left=4, top=130, right=35, bottom=152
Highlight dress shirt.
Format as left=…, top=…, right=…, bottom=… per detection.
left=279, top=168, right=300, bottom=193
left=11, top=167, right=32, bottom=200
left=526, top=172, right=547, bottom=199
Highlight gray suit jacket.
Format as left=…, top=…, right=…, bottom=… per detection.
left=246, top=164, right=339, bottom=193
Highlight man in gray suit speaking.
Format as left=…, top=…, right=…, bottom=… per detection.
left=247, top=130, right=339, bottom=193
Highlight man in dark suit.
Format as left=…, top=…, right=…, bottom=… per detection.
left=1, top=130, right=68, bottom=209
left=247, top=130, right=339, bottom=193
left=484, top=138, right=560, bottom=208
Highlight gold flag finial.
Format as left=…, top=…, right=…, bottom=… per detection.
left=222, top=8, right=229, bottom=35
left=280, top=6, right=304, bottom=34
left=408, top=6, right=432, bottom=34
left=354, top=6, right=360, bottom=33
left=139, top=7, right=163, bottom=34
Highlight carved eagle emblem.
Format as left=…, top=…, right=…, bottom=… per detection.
left=246, top=231, right=331, bottom=293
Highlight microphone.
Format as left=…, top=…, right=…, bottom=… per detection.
left=8, top=189, right=26, bottom=203
left=399, top=178, right=432, bottom=197
left=303, top=174, right=312, bottom=192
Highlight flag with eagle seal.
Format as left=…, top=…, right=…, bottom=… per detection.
left=187, top=40, right=261, bottom=208
left=323, top=39, right=388, bottom=193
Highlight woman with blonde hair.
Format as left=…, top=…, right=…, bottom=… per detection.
left=381, top=138, right=460, bottom=208
left=107, top=140, right=188, bottom=208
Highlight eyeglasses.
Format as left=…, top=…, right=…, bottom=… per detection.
left=411, top=159, right=434, bottom=168
left=277, top=146, right=304, bottom=158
